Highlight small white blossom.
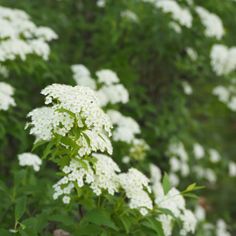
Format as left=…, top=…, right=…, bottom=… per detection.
left=196, top=6, right=224, bottom=40
left=121, top=10, right=139, bottom=23
left=18, top=152, right=42, bottom=171
left=156, top=0, right=192, bottom=28
left=210, top=44, right=236, bottom=76
left=0, top=82, right=15, bottom=111
left=119, top=168, right=153, bottom=215
left=209, top=149, right=221, bottom=163
left=228, top=161, right=236, bottom=177
left=193, top=143, right=205, bottom=159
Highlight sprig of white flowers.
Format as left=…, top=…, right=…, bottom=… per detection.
left=0, top=6, right=57, bottom=62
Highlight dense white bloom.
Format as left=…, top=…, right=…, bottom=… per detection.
left=169, top=172, right=180, bottom=186
left=196, top=6, right=224, bottom=40
left=72, top=66, right=129, bottom=107
left=108, top=110, right=140, bottom=143
left=210, top=44, right=236, bottom=76
left=168, top=142, right=188, bottom=162
left=158, top=215, right=172, bottom=236
left=193, top=143, right=205, bottom=159
left=91, top=153, right=121, bottom=195
left=119, top=168, right=153, bottom=215
left=18, top=152, right=42, bottom=171
left=0, top=6, right=57, bottom=62
left=121, top=10, right=139, bottom=23
left=156, top=0, right=192, bottom=28
left=180, top=209, right=197, bottom=236
left=53, top=154, right=121, bottom=202
left=0, top=82, right=15, bottom=111
left=27, top=84, right=113, bottom=156
left=228, top=161, right=236, bottom=177
left=154, top=184, right=196, bottom=235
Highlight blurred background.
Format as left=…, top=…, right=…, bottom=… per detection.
left=0, top=0, right=236, bottom=235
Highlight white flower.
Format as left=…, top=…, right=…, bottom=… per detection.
left=122, top=156, right=130, bottom=164
left=108, top=110, right=140, bottom=143
left=62, top=196, right=71, bottom=204
left=18, top=152, right=42, bottom=171
left=71, top=64, right=97, bottom=90
left=0, top=6, right=57, bottom=62
left=213, top=86, right=230, bottom=103
left=27, top=84, right=113, bottom=156
left=210, top=44, right=236, bottom=76
left=91, top=153, right=121, bottom=195
left=97, top=0, right=106, bottom=8
left=169, top=172, right=179, bottom=186
left=216, top=219, right=231, bottom=236
left=182, top=81, right=193, bottom=95
left=194, top=205, right=206, bottom=221
left=169, top=22, right=182, bottom=33
left=186, top=47, right=198, bottom=61
left=0, top=64, right=9, bottom=78
left=180, top=209, right=197, bottom=236
left=0, top=82, right=15, bottom=111
left=97, top=84, right=129, bottom=106
left=121, top=10, right=139, bottom=23
left=96, top=69, right=119, bottom=85
left=205, top=168, right=217, bottom=183
left=119, top=168, right=153, bottom=215
left=158, top=215, right=172, bottom=236
left=228, top=161, right=236, bottom=177
left=193, top=143, right=205, bottom=159
left=196, top=6, right=224, bottom=40
left=156, top=0, right=192, bottom=28
left=209, top=149, right=221, bottom=163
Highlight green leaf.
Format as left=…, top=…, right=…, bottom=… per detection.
left=15, top=196, right=27, bottom=221
left=142, top=218, right=165, bottom=236
left=85, top=209, right=118, bottom=231
left=162, top=173, right=171, bottom=194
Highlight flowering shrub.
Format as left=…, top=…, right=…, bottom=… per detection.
left=0, top=0, right=236, bottom=235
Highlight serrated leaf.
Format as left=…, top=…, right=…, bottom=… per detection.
left=15, top=196, right=27, bottom=221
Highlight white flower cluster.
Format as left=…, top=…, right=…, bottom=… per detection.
left=27, top=84, right=113, bottom=156
left=216, top=219, right=231, bottom=236
left=228, top=161, right=236, bottom=177
left=155, top=0, right=192, bottom=28
left=18, top=152, right=42, bottom=172
left=124, top=138, right=150, bottom=162
left=192, top=145, right=221, bottom=183
left=72, top=65, right=129, bottom=107
left=150, top=164, right=197, bottom=236
left=168, top=142, right=222, bottom=185
left=0, top=6, right=57, bottom=62
left=182, top=81, right=193, bottom=95
left=53, top=154, right=120, bottom=203
left=0, top=82, right=15, bottom=111
left=107, top=110, right=140, bottom=143
left=213, top=85, right=236, bottom=111
left=195, top=6, right=224, bottom=40
left=210, top=44, right=236, bottom=76
left=54, top=154, right=153, bottom=215
left=119, top=168, right=153, bottom=216
left=168, top=142, right=190, bottom=181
